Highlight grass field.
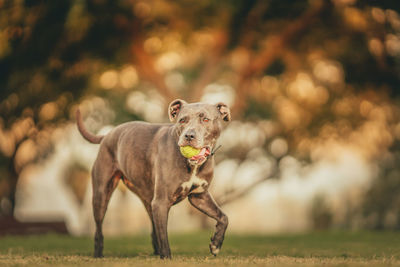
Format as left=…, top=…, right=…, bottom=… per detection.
left=1, top=231, right=399, bottom=266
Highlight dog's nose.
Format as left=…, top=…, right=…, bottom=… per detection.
left=184, top=130, right=196, bottom=141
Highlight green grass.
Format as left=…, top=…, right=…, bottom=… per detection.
left=0, top=231, right=399, bottom=266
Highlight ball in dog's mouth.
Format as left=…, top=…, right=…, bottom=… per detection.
left=180, top=146, right=211, bottom=161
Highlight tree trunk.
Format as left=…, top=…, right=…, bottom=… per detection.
left=1, top=139, right=22, bottom=217
left=9, top=161, right=18, bottom=213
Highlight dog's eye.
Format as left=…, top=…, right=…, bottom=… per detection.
left=179, top=118, right=186, bottom=124
left=203, top=118, right=210, bottom=122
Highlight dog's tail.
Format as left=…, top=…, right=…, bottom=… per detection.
left=76, top=109, right=104, bottom=144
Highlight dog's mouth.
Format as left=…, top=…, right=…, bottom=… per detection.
left=179, top=146, right=211, bottom=164
left=189, top=147, right=211, bottom=162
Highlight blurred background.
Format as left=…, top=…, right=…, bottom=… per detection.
left=0, top=0, right=400, bottom=236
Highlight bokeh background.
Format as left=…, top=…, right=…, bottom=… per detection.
left=1, top=0, right=400, bottom=236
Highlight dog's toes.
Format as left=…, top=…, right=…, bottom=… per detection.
left=159, top=254, right=172, bottom=260
left=209, top=243, right=220, bottom=256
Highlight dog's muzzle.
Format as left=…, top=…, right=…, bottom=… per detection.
left=185, top=146, right=210, bottom=165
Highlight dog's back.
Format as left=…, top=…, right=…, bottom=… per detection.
left=101, top=121, right=170, bottom=180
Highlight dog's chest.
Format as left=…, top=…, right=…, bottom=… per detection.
left=181, top=166, right=208, bottom=194
left=172, top=166, right=208, bottom=204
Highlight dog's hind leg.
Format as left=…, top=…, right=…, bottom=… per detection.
left=91, top=150, right=121, bottom=258
left=188, top=191, right=228, bottom=256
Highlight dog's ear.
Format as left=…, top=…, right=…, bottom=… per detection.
left=168, top=99, right=186, bottom=122
left=216, top=102, right=231, bottom=122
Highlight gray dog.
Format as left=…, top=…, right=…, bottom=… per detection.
left=76, top=99, right=230, bottom=259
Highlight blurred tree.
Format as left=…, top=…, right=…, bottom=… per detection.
left=0, top=0, right=399, bottom=231
left=0, top=0, right=144, bottom=215
left=310, top=194, right=333, bottom=230
left=361, top=147, right=400, bottom=230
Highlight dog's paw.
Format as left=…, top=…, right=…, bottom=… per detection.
left=209, top=243, right=220, bottom=256
left=159, top=254, right=172, bottom=260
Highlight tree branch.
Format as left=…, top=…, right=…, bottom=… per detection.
left=187, top=31, right=228, bottom=102
left=187, top=0, right=259, bottom=102
left=232, top=0, right=329, bottom=116
left=131, top=40, right=178, bottom=102
left=215, top=167, right=280, bottom=206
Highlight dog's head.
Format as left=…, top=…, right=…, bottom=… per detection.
left=168, top=99, right=231, bottom=165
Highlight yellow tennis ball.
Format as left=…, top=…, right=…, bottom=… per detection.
left=180, top=146, right=201, bottom=158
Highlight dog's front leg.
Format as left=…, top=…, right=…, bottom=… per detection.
left=151, top=198, right=171, bottom=259
left=188, top=191, right=228, bottom=256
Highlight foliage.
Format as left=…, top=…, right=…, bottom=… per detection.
left=0, top=0, right=399, bottom=231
